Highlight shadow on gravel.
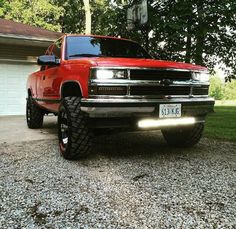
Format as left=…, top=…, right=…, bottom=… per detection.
left=91, top=130, right=194, bottom=159
left=37, top=116, right=201, bottom=161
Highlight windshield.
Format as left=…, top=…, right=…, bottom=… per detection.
left=66, top=36, right=152, bottom=59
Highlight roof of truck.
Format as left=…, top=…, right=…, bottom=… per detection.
left=64, top=34, right=135, bottom=43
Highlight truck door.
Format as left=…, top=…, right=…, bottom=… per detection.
left=41, top=40, right=62, bottom=101
left=35, top=66, right=45, bottom=99
left=36, top=45, right=53, bottom=100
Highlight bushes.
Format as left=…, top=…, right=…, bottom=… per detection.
left=209, top=76, right=224, bottom=99
left=223, top=80, right=236, bottom=100
left=209, top=75, right=236, bottom=100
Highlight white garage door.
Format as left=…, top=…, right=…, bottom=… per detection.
left=0, top=63, right=39, bottom=115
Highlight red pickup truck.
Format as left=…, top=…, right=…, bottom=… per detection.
left=26, top=34, right=214, bottom=160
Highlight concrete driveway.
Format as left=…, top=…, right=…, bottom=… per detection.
left=0, top=115, right=58, bottom=144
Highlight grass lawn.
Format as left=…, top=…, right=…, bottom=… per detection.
left=204, top=105, right=236, bottom=142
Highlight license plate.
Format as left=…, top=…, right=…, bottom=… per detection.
left=159, top=104, right=182, bottom=118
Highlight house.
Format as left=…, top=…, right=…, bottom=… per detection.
left=0, top=19, right=62, bottom=115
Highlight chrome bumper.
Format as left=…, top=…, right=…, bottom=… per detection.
left=80, top=97, right=215, bottom=118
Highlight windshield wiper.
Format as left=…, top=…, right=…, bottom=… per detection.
left=69, top=53, right=105, bottom=57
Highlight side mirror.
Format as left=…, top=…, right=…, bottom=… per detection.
left=37, top=55, right=60, bottom=66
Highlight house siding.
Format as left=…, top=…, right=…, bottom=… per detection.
left=0, top=44, right=46, bottom=62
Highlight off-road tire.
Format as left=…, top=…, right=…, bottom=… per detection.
left=161, top=123, right=204, bottom=147
left=58, top=96, right=92, bottom=160
left=26, top=97, right=44, bottom=129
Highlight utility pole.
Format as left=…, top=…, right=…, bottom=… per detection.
left=83, top=0, right=91, bottom=34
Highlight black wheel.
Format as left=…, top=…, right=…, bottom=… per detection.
left=161, top=123, right=204, bottom=147
left=26, top=96, right=44, bottom=129
left=58, top=96, right=92, bottom=160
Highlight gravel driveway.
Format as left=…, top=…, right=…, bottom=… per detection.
left=0, top=122, right=236, bottom=228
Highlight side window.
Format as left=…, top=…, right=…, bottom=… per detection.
left=52, top=40, right=62, bottom=59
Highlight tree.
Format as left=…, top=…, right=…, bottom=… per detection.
left=83, top=0, right=91, bottom=34
left=0, top=0, right=64, bottom=31
left=0, top=0, right=5, bottom=17
left=53, top=0, right=91, bottom=34
left=223, top=80, right=236, bottom=100
left=97, top=0, right=235, bottom=80
left=1, top=0, right=235, bottom=81
left=209, top=75, right=224, bottom=100
left=91, top=1, right=128, bottom=36
left=54, top=0, right=84, bottom=33
left=147, top=0, right=236, bottom=80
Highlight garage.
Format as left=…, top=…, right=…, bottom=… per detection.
left=0, top=19, right=62, bottom=116
left=0, top=63, right=38, bottom=115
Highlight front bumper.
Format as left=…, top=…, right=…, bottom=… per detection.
left=81, top=97, right=215, bottom=118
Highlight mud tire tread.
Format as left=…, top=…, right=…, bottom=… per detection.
left=58, top=97, right=92, bottom=160
left=26, top=97, right=44, bottom=129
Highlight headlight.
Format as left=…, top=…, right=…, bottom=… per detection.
left=94, top=69, right=128, bottom=80
left=192, top=72, right=209, bottom=82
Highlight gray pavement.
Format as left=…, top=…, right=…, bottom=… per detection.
left=0, top=115, right=57, bottom=144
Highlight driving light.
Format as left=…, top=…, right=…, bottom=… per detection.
left=138, top=117, right=196, bottom=129
left=192, top=72, right=209, bottom=82
left=95, top=69, right=128, bottom=80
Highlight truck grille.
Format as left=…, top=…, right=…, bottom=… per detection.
left=192, top=86, right=209, bottom=95
left=130, top=86, right=191, bottom=96
left=89, top=69, right=208, bottom=97
left=130, top=69, right=191, bottom=81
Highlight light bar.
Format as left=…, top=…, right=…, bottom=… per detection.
left=138, top=117, right=196, bottom=129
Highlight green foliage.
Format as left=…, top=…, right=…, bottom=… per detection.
left=53, top=0, right=84, bottom=33
left=89, top=0, right=236, bottom=81
left=0, top=0, right=8, bottom=17
left=209, top=75, right=236, bottom=100
left=209, top=75, right=224, bottom=100
left=96, top=2, right=129, bottom=36
left=223, top=80, right=236, bottom=100
left=147, top=0, right=236, bottom=80
left=1, top=0, right=64, bottom=31
left=0, top=0, right=235, bottom=80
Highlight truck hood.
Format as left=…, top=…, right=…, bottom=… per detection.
left=90, top=58, right=206, bottom=71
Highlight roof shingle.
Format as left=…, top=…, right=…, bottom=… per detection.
left=0, top=19, right=63, bottom=40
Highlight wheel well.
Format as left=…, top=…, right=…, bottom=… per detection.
left=61, top=82, right=82, bottom=98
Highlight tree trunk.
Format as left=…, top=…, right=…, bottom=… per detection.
left=185, top=18, right=192, bottom=63
left=83, top=0, right=91, bottom=34
left=195, top=32, right=204, bottom=65
left=194, top=1, right=205, bottom=65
